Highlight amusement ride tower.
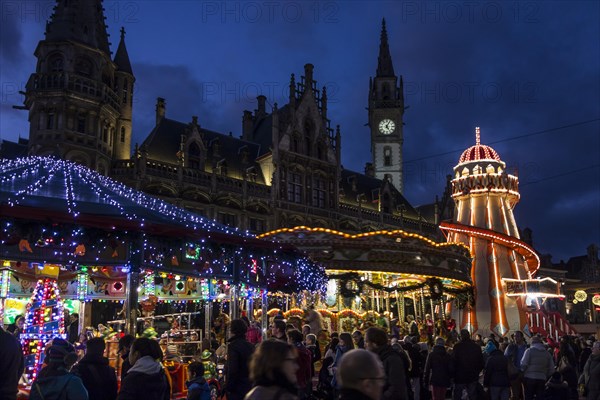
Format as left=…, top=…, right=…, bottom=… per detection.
left=440, top=128, right=541, bottom=337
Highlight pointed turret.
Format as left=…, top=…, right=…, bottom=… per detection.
left=114, top=27, right=133, bottom=74
left=45, top=0, right=111, bottom=56
left=376, top=18, right=395, bottom=77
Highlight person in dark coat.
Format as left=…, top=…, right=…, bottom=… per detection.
left=118, top=334, right=135, bottom=380
left=452, top=329, right=484, bottom=400
left=71, top=337, right=118, bottom=400
left=405, top=336, right=425, bottom=400
left=67, top=313, right=79, bottom=344
left=544, top=372, right=569, bottom=400
left=424, top=337, right=454, bottom=400
left=288, top=329, right=313, bottom=399
left=29, top=338, right=88, bottom=400
left=337, top=349, right=386, bottom=400
left=483, top=347, right=511, bottom=400
left=0, top=325, right=25, bottom=400
left=117, top=337, right=170, bottom=400
left=186, top=361, right=211, bottom=400
left=365, top=327, right=409, bottom=400
left=578, top=341, right=600, bottom=400
left=226, top=318, right=255, bottom=400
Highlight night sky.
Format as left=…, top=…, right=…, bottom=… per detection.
left=1, top=1, right=598, bottom=263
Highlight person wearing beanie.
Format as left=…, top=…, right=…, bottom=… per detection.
left=29, top=338, right=89, bottom=400
left=225, top=318, right=255, bottom=400
left=71, top=337, right=118, bottom=400
left=483, top=343, right=511, bottom=400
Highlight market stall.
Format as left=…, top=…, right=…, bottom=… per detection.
left=0, top=157, right=326, bottom=397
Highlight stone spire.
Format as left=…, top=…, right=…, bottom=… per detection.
left=376, top=18, right=395, bottom=77
left=45, top=0, right=111, bottom=56
left=114, top=27, right=133, bottom=74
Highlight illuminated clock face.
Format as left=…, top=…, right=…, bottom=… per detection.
left=378, top=119, right=395, bottom=135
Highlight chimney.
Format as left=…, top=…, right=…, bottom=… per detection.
left=304, top=63, right=314, bottom=87
left=156, top=97, right=166, bottom=125
left=242, top=110, right=254, bottom=141
left=191, top=116, right=198, bottom=126
left=256, top=95, right=266, bottom=118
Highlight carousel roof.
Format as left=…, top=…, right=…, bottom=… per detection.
left=457, top=127, right=502, bottom=164
left=0, top=157, right=251, bottom=241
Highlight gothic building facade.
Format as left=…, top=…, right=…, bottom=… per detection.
left=11, top=0, right=437, bottom=238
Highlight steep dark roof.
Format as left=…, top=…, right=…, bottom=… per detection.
left=339, top=168, right=419, bottom=218
left=141, top=118, right=266, bottom=184
left=250, top=104, right=292, bottom=157
left=45, top=0, right=112, bottom=56
left=114, top=28, right=133, bottom=75
left=0, top=139, right=28, bottom=159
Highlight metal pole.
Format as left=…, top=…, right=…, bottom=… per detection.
left=230, top=285, right=239, bottom=320
left=247, top=297, right=254, bottom=320
left=124, top=270, right=140, bottom=336
left=204, top=300, right=212, bottom=340
left=261, top=290, right=268, bottom=341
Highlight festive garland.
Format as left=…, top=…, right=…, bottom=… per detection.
left=284, top=308, right=305, bottom=318
left=329, top=272, right=473, bottom=307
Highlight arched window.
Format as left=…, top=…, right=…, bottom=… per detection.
left=48, top=54, right=64, bottom=72
left=188, top=142, right=202, bottom=169
left=384, top=147, right=392, bottom=166
left=383, top=83, right=390, bottom=100
left=77, top=113, right=87, bottom=134
left=291, top=134, right=300, bottom=153
left=304, top=118, right=314, bottom=156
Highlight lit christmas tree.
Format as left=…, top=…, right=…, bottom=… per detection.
left=21, top=278, right=66, bottom=382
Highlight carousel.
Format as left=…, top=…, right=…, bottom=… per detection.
left=0, top=157, right=326, bottom=397
left=258, top=226, right=473, bottom=336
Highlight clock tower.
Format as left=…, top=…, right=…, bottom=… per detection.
left=368, top=19, right=405, bottom=193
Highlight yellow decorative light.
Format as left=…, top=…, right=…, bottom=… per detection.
left=574, top=290, right=587, bottom=302
left=592, top=294, right=600, bottom=306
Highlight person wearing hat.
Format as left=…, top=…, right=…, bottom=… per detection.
left=29, top=338, right=88, bottom=400
left=225, top=318, right=255, bottom=400
left=483, top=340, right=511, bottom=400
left=520, top=336, right=555, bottom=400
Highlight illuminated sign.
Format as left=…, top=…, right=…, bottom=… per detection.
left=503, top=278, right=562, bottom=298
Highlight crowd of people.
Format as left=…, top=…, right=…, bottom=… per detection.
left=2, top=308, right=600, bottom=400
